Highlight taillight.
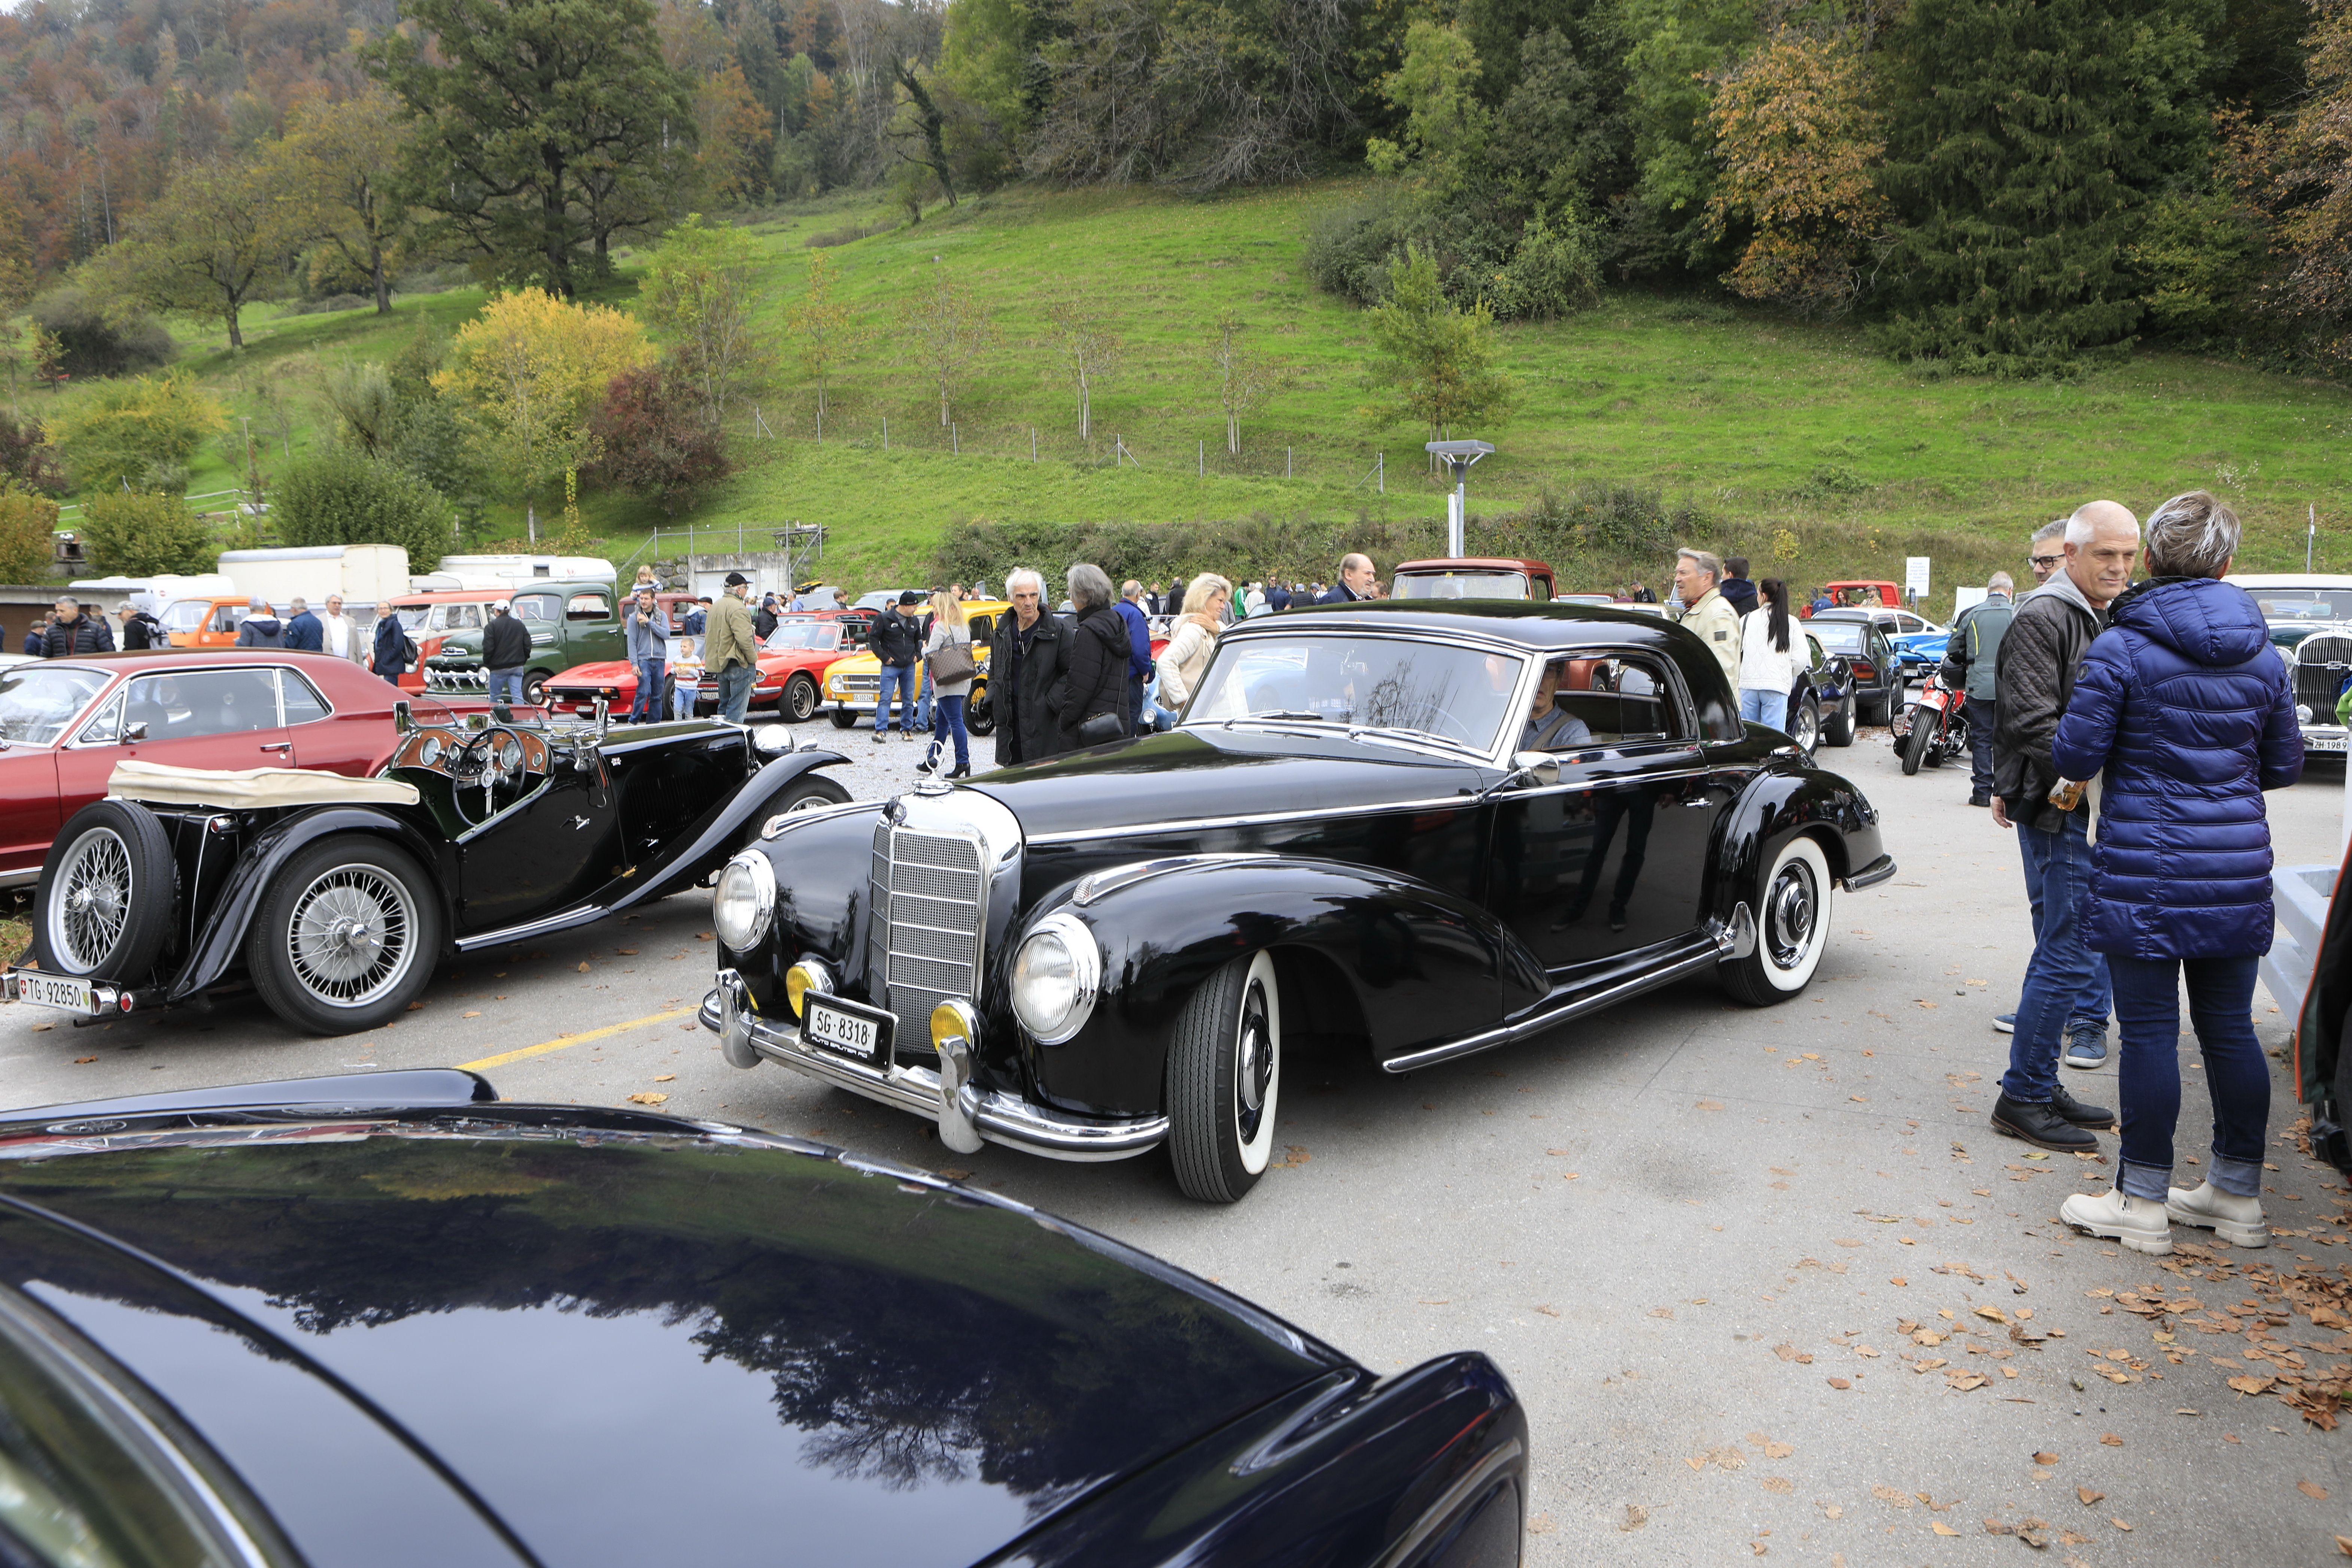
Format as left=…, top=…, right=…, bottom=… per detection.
left=1854, top=661, right=1877, bottom=680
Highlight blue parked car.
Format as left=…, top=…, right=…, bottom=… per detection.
left=1812, top=607, right=1947, bottom=679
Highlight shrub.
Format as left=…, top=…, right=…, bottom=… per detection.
left=1305, top=193, right=1423, bottom=304
left=78, top=492, right=215, bottom=575
left=0, top=486, right=58, bottom=583
left=51, top=375, right=227, bottom=495
left=1486, top=207, right=1602, bottom=322
left=0, top=411, right=64, bottom=495
left=273, top=446, right=454, bottom=564
left=586, top=365, right=730, bottom=516
left=27, top=287, right=175, bottom=380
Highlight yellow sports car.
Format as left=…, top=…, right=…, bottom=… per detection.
left=823, top=599, right=1008, bottom=735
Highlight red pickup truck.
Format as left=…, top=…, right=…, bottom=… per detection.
left=1389, top=557, right=1558, bottom=601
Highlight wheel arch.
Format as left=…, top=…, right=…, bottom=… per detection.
left=1709, top=767, right=1881, bottom=921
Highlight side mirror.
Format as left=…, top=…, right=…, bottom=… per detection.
left=122, top=721, right=148, bottom=744
left=1510, top=750, right=1560, bottom=787
left=591, top=696, right=609, bottom=741
left=393, top=700, right=413, bottom=734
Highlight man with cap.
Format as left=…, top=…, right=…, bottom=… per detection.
left=234, top=597, right=284, bottom=648
left=117, top=593, right=162, bottom=650
left=869, top=590, right=925, bottom=742
left=706, top=572, right=761, bottom=724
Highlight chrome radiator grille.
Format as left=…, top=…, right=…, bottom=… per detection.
left=2296, top=633, right=2352, bottom=715
left=868, top=821, right=985, bottom=1040
left=838, top=674, right=879, bottom=693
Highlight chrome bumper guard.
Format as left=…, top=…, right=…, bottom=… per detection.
left=701, top=969, right=1167, bottom=1163
left=1838, top=854, right=1898, bottom=892
left=424, top=666, right=489, bottom=693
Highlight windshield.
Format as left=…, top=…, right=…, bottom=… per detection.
left=0, top=665, right=111, bottom=745
left=1392, top=572, right=1529, bottom=601
left=158, top=600, right=210, bottom=633
left=2248, top=590, right=2352, bottom=623
left=1185, top=633, right=1526, bottom=753
left=1808, top=623, right=1866, bottom=652
left=393, top=605, right=432, bottom=630
left=765, top=620, right=839, bottom=651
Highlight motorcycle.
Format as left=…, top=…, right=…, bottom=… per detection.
left=1894, top=668, right=1969, bottom=776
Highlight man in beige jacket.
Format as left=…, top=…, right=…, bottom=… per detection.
left=706, top=572, right=761, bottom=723
left=1671, top=548, right=1741, bottom=691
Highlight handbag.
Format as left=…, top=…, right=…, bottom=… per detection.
left=1075, top=711, right=1126, bottom=747
left=927, top=631, right=978, bottom=686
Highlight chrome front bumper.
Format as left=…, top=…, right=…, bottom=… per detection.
left=424, top=666, right=489, bottom=692
left=700, top=969, right=1167, bottom=1162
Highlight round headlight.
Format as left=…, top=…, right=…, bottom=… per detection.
left=2297, top=704, right=2314, bottom=722
left=711, top=851, right=776, bottom=951
left=1010, top=912, right=1100, bottom=1045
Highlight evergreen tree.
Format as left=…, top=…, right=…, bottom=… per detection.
left=1876, top=0, right=2224, bottom=375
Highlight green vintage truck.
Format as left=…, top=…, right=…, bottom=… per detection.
left=419, top=581, right=624, bottom=705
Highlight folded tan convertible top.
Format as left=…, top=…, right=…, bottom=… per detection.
left=107, top=760, right=421, bottom=809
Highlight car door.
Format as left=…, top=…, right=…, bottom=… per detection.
left=454, top=756, right=627, bottom=934
left=0, top=663, right=114, bottom=879
left=277, top=666, right=388, bottom=774
left=1486, top=650, right=1723, bottom=974
left=563, top=589, right=620, bottom=667
left=510, top=592, right=563, bottom=664
left=54, top=668, right=298, bottom=811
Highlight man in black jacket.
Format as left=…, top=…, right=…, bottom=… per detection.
left=869, top=591, right=923, bottom=741
left=1988, top=500, right=2138, bottom=1152
left=482, top=602, right=534, bottom=709
left=990, top=567, right=1067, bottom=768
left=1316, top=553, right=1375, bottom=605
left=1720, top=557, right=1757, bottom=617
left=42, top=597, right=114, bottom=657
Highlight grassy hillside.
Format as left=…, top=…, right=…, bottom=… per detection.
left=48, top=180, right=2352, bottom=620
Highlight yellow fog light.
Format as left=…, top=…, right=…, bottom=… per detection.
left=784, top=959, right=833, bottom=1019
left=932, top=999, right=979, bottom=1052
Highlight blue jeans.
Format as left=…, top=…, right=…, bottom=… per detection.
left=673, top=674, right=699, bottom=720
left=487, top=668, right=527, bottom=707
left=930, top=693, right=970, bottom=770
left=876, top=662, right=916, bottom=731
left=716, top=663, right=756, bottom=724
left=2109, top=954, right=2269, bottom=1200
left=2015, top=809, right=2112, bottom=1034
left=1966, top=698, right=1997, bottom=797
left=2003, top=813, right=2099, bottom=1104
left=629, top=658, right=665, bottom=723
left=915, top=666, right=935, bottom=731
left=1738, top=687, right=1789, bottom=730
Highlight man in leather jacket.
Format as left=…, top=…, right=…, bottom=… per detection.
left=990, top=567, right=1067, bottom=768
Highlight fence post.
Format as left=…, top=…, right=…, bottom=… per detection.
left=883, top=418, right=889, bottom=451
left=1378, top=452, right=1384, bottom=495
left=1031, top=428, right=1037, bottom=462
left=815, top=406, right=822, bottom=444
left=1198, top=440, right=1203, bottom=477
left=1287, top=447, right=1292, bottom=478
left=953, top=423, right=959, bottom=455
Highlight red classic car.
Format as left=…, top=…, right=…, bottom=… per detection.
left=0, top=651, right=412, bottom=887
left=554, top=610, right=875, bottom=723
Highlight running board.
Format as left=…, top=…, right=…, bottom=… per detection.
left=1382, top=903, right=1753, bottom=1075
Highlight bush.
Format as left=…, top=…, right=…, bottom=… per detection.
left=51, top=375, right=228, bottom=495
left=78, top=492, right=215, bottom=575
left=273, top=447, right=454, bottom=564
left=0, top=486, right=58, bottom=584
left=586, top=365, right=730, bottom=516
left=27, top=287, right=175, bottom=380
left=1485, top=207, right=1603, bottom=322
left=0, top=411, right=64, bottom=496
left=1305, top=193, right=1424, bottom=304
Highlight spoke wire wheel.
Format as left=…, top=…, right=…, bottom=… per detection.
left=1720, top=835, right=1832, bottom=1006
left=286, top=863, right=419, bottom=1008
left=48, top=827, right=132, bottom=972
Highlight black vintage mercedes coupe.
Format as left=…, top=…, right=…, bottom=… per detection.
left=0, top=1071, right=1525, bottom=1568
left=705, top=602, right=1894, bottom=1202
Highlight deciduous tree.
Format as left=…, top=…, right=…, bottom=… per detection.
left=785, top=252, right=869, bottom=425
left=79, top=492, right=215, bottom=576
left=2228, top=0, right=2352, bottom=368
left=1359, top=247, right=1512, bottom=440
left=93, top=156, right=300, bottom=350
left=51, top=376, right=228, bottom=495
left=1206, top=312, right=1287, bottom=455
left=638, top=215, right=778, bottom=431
left=896, top=263, right=990, bottom=427
left=273, top=89, right=414, bottom=316
left=1043, top=291, right=1117, bottom=440
left=274, top=447, right=454, bottom=564
left=0, top=486, right=58, bottom=584
left=588, top=364, right=732, bottom=515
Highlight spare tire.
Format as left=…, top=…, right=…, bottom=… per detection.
left=33, top=800, right=176, bottom=982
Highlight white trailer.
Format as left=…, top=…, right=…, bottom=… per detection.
left=418, top=554, right=617, bottom=590
left=217, top=546, right=411, bottom=608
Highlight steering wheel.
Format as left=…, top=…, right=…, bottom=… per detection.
left=452, top=726, right=528, bottom=826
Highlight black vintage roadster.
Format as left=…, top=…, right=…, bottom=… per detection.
left=4, top=706, right=851, bottom=1034
left=705, top=602, right=1894, bottom=1203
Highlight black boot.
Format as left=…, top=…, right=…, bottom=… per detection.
left=1990, top=1093, right=2099, bottom=1152
left=946, top=762, right=970, bottom=780
left=2049, top=1082, right=2117, bottom=1129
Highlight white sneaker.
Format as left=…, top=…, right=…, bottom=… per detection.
left=2060, top=1187, right=2173, bottom=1256
left=2166, top=1181, right=2269, bottom=1249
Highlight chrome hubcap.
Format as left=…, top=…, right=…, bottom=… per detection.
left=1236, top=982, right=1273, bottom=1130
left=1767, top=860, right=1817, bottom=970
left=288, top=866, right=416, bottom=1006
left=51, top=829, right=130, bottom=971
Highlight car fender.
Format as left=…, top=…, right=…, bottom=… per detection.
left=165, top=805, right=452, bottom=1002
left=1011, top=856, right=1544, bottom=1116
left=1710, top=765, right=1885, bottom=919
left=604, top=749, right=856, bottom=915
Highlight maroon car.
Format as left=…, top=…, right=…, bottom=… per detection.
left=0, top=651, right=417, bottom=887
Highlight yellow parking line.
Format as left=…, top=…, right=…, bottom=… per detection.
left=456, top=1007, right=696, bottom=1072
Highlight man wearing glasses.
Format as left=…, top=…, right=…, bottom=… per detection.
left=2027, top=519, right=2067, bottom=584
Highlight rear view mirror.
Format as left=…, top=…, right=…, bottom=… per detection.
left=122, top=721, right=148, bottom=744
left=393, top=700, right=413, bottom=734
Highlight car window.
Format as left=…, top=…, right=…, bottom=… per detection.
left=512, top=593, right=561, bottom=623
left=1805, top=635, right=1824, bottom=671
left=0, top=666, right=111, bottom=745
left=566, top=593, right=610, bottom=622
left=121, top=669, right=282, bottom=741
left=2249, top=591, right=2352, bottom=621
left=1392, top=571, right=1531, bottom=600
left=1538, top=652, right=1686, bottom=747
left=967, top=612, right=994, bottom=639
left=279, top=670, right=330, bottom=725
left=394, top=605, right=429, bottom=631
left=1186, top=633, right=1525, bottom=753
left=208, top=604, right=244, bottom=634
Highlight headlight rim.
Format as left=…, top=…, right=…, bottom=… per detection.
left=1011, top=910, right=1101, bottom=1045
left=712, top=850, right=777, bottom=952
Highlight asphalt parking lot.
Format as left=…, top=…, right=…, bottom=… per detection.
left=4, top=710, right=2348, bottom=1566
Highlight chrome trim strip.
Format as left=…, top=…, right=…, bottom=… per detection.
left=1072, top=853, right=1276, bottom=905
left=701, top=975, right=1164, bottom=1161
left=1025, top=792, right=1480, bottom=845
left=452, top=904, right=606, bottom=952
left=1381, top=935, right=1726, bottom=1074
left=1838, top=854, right=1897, bottom=892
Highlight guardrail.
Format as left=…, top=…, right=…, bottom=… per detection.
left=2264, top=862, right=2339, bottom=1018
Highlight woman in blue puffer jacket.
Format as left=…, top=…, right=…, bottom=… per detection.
left=2051, top=490, right=2300, bottom=1256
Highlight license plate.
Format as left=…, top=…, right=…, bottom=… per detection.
left=803, top=994, right=892, bottom=1066
left=2305, top=732, right=2348, bottom=752
left=12, top=972, right=94, bottom=1014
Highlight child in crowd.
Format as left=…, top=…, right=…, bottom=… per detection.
left=669, top=633, right=702, bottom=720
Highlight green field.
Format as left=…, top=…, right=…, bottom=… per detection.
left=51, top=179, right=2352, bottom=619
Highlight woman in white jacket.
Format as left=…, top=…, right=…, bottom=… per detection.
left=918, top=589, right=976, bottom=778
left=1155, top=572, right=1231, bottom=712
left=1737, top=577, right=1802, bottom=731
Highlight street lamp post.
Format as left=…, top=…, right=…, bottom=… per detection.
left=1425, top=440, right=1495, bottom=556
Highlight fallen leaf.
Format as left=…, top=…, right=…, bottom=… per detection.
left=626, top=1091, right=668, bottom=1105
left=2334, top=1535, right=2350, bottom=1557
left=1869, top=1485, right=1912, bottom=1509
left=695, top=931, right=714, bottom=941
left=1975, top=1305, right=2010, bottom=1324
left=1546, top=1148, right=1571, bottom=1156
left=2099, top=1433, right=2123, bottom=1447
left=2300, top=1480, right=2330, bottom=1501
left=1773, top=1343, right=1814, bottom=1364
left=1685, top=1456, right=1706, bottom=1472
left=1763, top=1441, right=1793, bottom=1458
left=462, top=1010, right=482, bottom=1018
left=1889, top=1276, right=1907, bottom=1286
left=1933, top=1521, right=1959, bottom=1535
left=72, top=1055, right=94, bottom=1064
left=1535, top=1305, right=1560, bottom=1317
left=1696, top=1099, right=1725, bottom=1111
left=1827, top=1376, right=1851, bottom=1389
left=2112, top=1517, right=2132, bottom=1531
left=577, top=961, right=591, bottom=973
left=615, top=947, right=638, bottom=955
left=1762, top=1477, right=1794, bottom=1493
left=2229, top=1374, right=2276, bottom=1395
left=1613, top=1506, right=1641, bottom=1532
left=653, top=1074, right=675, bottom=1082
left=2034, top=1451, right=2059, bottom=1465
left=937, top=1167, right=971, bottom=1180
left=2076, top=1487, right=2103, bottom=1506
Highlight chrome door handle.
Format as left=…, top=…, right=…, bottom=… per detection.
left=260, top=742, right=292, bottom=753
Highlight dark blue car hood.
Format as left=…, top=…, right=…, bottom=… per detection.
left=0, top=1118, right=1338, bottom=1567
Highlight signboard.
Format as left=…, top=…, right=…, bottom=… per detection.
left=1904, top=556, right=1932, bottom=602
left=1952, top=586, right=1988, bottom=616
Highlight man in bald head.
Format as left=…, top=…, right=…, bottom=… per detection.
left=1317, top=553, right=1376, bottom=605
left=1987, top=499, right=2141, bottom=1154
